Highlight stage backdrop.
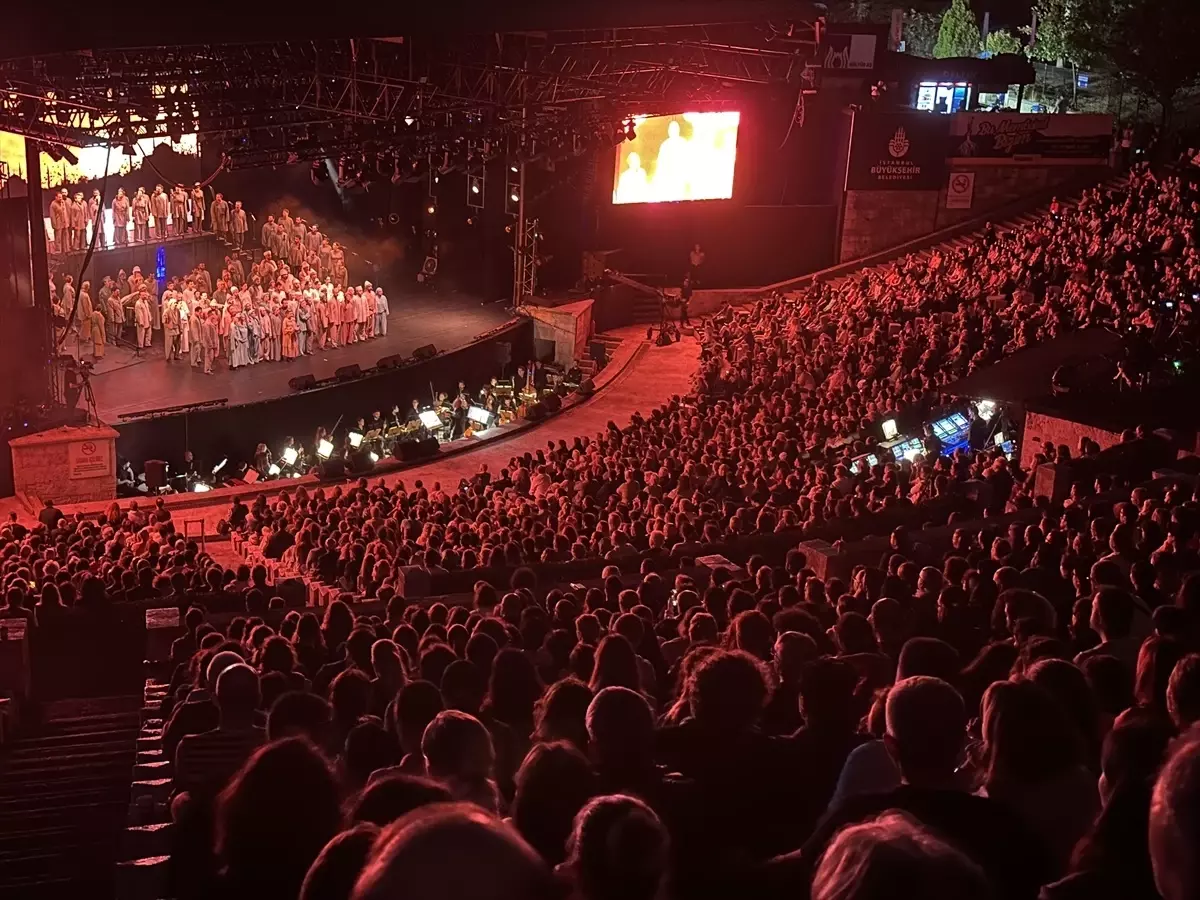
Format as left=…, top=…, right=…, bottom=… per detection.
left=948, top=113, right=1113, bottom=163
left=845, top=111, right=951, bottom=191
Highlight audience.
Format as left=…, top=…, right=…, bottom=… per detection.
left=7, top=166, right=1200, bottom=900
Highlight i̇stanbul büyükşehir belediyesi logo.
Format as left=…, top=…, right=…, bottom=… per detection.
left=870, top=127, right=923, bottom=182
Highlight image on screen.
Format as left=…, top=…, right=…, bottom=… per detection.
left=612, top=111, right=740, bottom=205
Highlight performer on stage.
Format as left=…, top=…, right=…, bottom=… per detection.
left=112, top=188, right=130, bottom=246
left=190, top=184, right=206, bottom=233
left=132, top=188, right=151, bottom=243
left=231, top=201, right=248, bottom=249
left=49, top=189, right=70, bottom=253
left=375, top=286, right=389, bottom=336
left=69, top=192, right=87, bottom=251
left=88, top=190, right=104, bottom=249
left=211, top=193, right=230, bottom=242
left=171, top=184, right=188, bottom=236
left=150, top=185, right=169, bottom=240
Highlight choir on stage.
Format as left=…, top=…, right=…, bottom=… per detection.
left=47, top=181, right=248, bottom=253
left=51, top=204, right=384, bottom=374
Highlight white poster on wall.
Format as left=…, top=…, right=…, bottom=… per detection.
left=68, top=440, right=111, bottom=480
left=946, top=171, right=976, bottom=209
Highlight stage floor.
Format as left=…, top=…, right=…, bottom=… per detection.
left=89, top=291, right=513, bottom=420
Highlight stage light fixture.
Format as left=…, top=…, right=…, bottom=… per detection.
left=348, top=431, right=363, bottom=449
left=624, top=120, right=637, bottom=141
left=192, top=482, right=212, bottom=493
left=510, top=164, right=519, bottom=174
left=317, top=438, right=334, bottom=459
left=268, top=463, right=281, bottom=476
left=471, top=182, right=480, bottom=194
left=426, top=204, right=436, bottom=215
left=61, top=147, right=79, bottom=166
left=281, top=447, right=298, bottom=466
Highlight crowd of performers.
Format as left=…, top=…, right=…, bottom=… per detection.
left=46, top=182, right=256, bottom=252
left=51, top=208, right=376, bottom=371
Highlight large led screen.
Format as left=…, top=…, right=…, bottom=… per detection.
left=612, top=111, right=740, bottom=205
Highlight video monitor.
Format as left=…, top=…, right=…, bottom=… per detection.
left=612, top=111, right=740, bottom=204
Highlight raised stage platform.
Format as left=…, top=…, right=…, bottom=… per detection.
left=91, top=290, right=514, bottom=420
left=48, top=231, right=229, bottom=288
left=101, top=291, right=527, bottom=470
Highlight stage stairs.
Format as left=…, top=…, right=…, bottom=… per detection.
left=0, top=697, right=141, bottom=899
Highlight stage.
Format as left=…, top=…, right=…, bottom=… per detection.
left=48, top=231, right=230, bottom=288
left=90, top=291, right=514, bottom=421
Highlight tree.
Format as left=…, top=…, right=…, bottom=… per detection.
left=903, top=9, right=942, bottom=58
left=1025, top=0, right=1078, bottom=65
left=983, top=29, right=1024, bottom=56
left=1071, top=0, right=1200, bottom=127
left=934, top=0, right=981, bottom=59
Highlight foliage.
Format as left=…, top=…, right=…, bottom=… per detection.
left=1024, top=0, right=1078, bottom=65
left=983, top=29, right=1024, bottom=57
left=903, top=8, right=942, bottom=58
left=1071, top=0, right=1200, bottom=124
left=934, top=0, right=981, bottom=59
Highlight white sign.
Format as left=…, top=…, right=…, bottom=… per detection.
left=946, top=171, right=976, bottom=209
left=68, top=439, right=111, bottom=480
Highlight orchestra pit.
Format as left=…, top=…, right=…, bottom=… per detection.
left=1, top=4, right=1200, bottom=900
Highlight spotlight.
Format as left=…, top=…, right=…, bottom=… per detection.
left=426, top=204, right=436, bottom=215
left=510, top=190, right=520, bottom=203
left=192, top=482, right=212, bottom=493
left=316, top=438, right=334, bottom=459
left=348, top=431, right=363, bottom=449
left=471, top=182, right=480, bottom=194
left=404, top=116, right=415, bottom=126
left=510, top=164, right=519, bottom=174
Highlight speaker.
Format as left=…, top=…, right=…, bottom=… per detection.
left=377, top=354, right=405, bottom=369
left=578, top=378, right=595, bottom=395
left=588, top=341, right=608, bottom=368
left=348, top=449, right=376, bottom=473
left=526, top=403, right=546, bottom=422
left=320, top=459, right=347, bottom=479
left=413, top=344, right=437, bottom=361
left=542, top=394, right=562, bottom=414
left=289, top=373, right=317, bottom=391
left=144, top=459, right=167, bottom=492
left=418, top=437, right=440, bottom=458
left=335, top=364, right=362, bottom=382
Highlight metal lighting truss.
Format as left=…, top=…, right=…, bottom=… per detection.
left=0, top=21, right=823, bottom=165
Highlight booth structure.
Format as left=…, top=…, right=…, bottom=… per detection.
left=523, top=298, right=594, bottom=368
left=8, top=424, right=120, bottom=505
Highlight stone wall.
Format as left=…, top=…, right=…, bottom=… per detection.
left=839, top=162, right=1109, bottom=262
left=839, top=189, right=941, bottom=261
left=1021, top=410, right=1122, bottom=470
left=934, top=164, right=1105, bottom=230
left=8, top=425, right=120, bottom=505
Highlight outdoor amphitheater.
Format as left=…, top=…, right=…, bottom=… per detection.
left=2, top=5, right=1200, bottom=900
